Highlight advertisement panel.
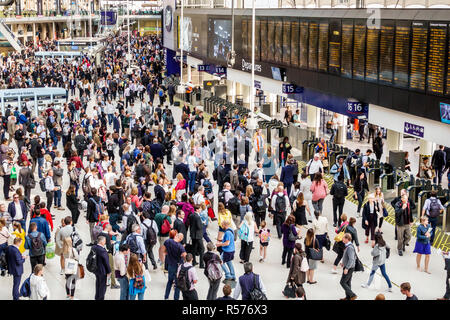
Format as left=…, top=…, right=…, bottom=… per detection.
left=163, top=0, right=176, bottom=51
left=208, top=18, right=232, bottom=62
left=101, top=11, right=117, bottom=26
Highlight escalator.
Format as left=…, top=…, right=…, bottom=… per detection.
left=0, top=19, right=24, bottom=52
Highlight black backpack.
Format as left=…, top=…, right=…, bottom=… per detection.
left=126, top=214, right=138, bottom=235
left=218, top=191, right=226, bottom=205
left=176, top=264, right=193, bottom=292
left=333, top=182, right=347, bottom=199
left=143, top=220, right=157, bottom=247
left=86, top=247, right=98, bottom=273
left=227, top=196, right=241, bottom=216
left=428, top=198, right=442, bottom=218
left=39, top=178, right=47, bottom=192
left=275, top=195, right=286, bottom=213
left=248, top=274, right=267, bottom=300
left=126, top=234, right=140, bottom=254
left=30, top=232, right=45, bottom=256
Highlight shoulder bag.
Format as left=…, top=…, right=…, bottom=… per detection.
left=308, top=237, right=323, bottom=261
left=334, top=224, right=347, bottom=242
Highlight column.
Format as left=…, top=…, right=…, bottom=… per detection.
left=84, top=20, right=87, bottom=37
left=336, top=114, right=347, bottom=144
left=187, top=64, right=192, bottom=83
left=52, top=22, right=56, bottom=39
left=242, top=84, right=250, bottom=109
left=419, top=139, right=435, bottom=156
left=306, top=104, right=320, bottom=138
left=33, top=23, right=36, bottom=45
left=386, top=129, right=404, bottom=151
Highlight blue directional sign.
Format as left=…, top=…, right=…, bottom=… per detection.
left=282, top=83, right=303, bottom=94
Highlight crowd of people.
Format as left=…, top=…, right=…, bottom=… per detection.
left=0, top=31, right=448, bottom=302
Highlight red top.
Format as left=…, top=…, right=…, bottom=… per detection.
left=69, top=156, right=84, bottom=169
left=33, top=208, right=54, bottom=231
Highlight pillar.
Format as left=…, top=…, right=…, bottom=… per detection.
left=33, top=23, right=36, bottom=45
left=268, top=93, right=277, bottom=117
left=386, top=129, right=404, bottom=152
left=52, top=22, right=56, bottom=39
left=84, top=20, right=87, bottom=37
left=336, top=114, right=347, bottom=144
left=242, top=84, right=250, bottom=109
left=187, top=64, right=192, bottom=83
left=306, top=104, right=320, bottom=138
left=419, top=139, right=435, bottom=156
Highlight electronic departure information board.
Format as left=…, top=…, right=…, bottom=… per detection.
left=394, top=21, right=410, bottom=88
left=239, top=16, right=450, bottom=96
left=410, top=21, right=428, bottom=91
left=318, top=21, right=329, bottom=72
left=427, top=23, right=447, bottom=95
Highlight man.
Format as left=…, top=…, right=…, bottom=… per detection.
left=253, top=129, right=265, bottom=162
left=93, top=235, right=111, bottom=300
left=394, top=194, right=414, bottom=256
left=125, top=224, right=147, bottom=265
left=155, top=205, right=172, bottom=265
left=176, top=253, right=199, bottom=300
left=150, top=138, right=164, bottom=163
left=219, top=182, right=234, bottom=208
left=400, top=282, right=418, bottom=300
left=5, top=237, right=26, bottom=300
left=216, top=284, right=235, bottom=300
left=346, top=149, right=362, bottom=185
left=280, top=159, right=295, bottom=195
left=330, top=156, right=350, bottom=184
left=330, top=175, right=348, bottom=227
left=43, top=169, right=57, bottom=213
left=192, top=187, right=205, bottom=206
left=339, top=233, right=357, bottom=300
left=315, top=138, right=329, bottom=159
left=372, top=131, right=384, bottom=161
left=141, top=212, right=158, bottom=270
left=74, top=129, right=87, bottom=160
left=432, top=145, right=447, bottom=185
left=214, top=160, right=228, bottom=190
left=329, top=113, right=340, bottom=143
left=167, top=82, right=176, bottom=106
left=216, top=220, right=236, bottom=282
left=19, top=161, right=35, bottom=200
left=233, top=262, right=267, bottom=300
left=421, top=190, right=444, bottom=245
left=14, top=124, right=25, bottom=152
left=29, top=210, right=51, bottom=243
left=24, top=222, right=47, bottom=271
left=189, top=205, right=205, bottom=268
left=271, top=186, right=290, bottom=238
left=86, top=188, right=101, bottom=246
left=154, top=178, right=166, bottom=206
left=187, top=150, right=198, bottom=193
left=114, top=244, right=130, bottom=300
left=437, top=250, right=450, bottom=300
left=163, top=230, right=187, bottom=300
left=8, top=193, right=28, bottom=231
left=229, top=164, right=240, bottom=193
left=52, top=161, right=64, bottom=210
left=367, top=123, right=377, bottom=144
left=306, top=153, right=323, bottom=181
left=361, top=149, right=374, bottom=173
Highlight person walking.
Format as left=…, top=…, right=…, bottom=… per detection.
left=421, top=190, right=444, bottom=246
left=413, top=216, right=432, bottom=274
left=281, top=215, right=298, bottom=269
left=163, top=230, right=187, bottom=300
left=361, top=232, right=392, bottom=292
left=216, top=220, right=236, bottom=282
left=188, top=205, right=205, bottom=268
left=233, top=262, right=267, bottom=300
left=286, top=243, right=307, bottom=290
left=93, top=236, right=111, bottom=300
left=177, top=253, right=199, bottom=300
left=394, top=194, right=414, bottom=256
left=238, top=212, right=258, bottom=264
left=271, top=186, right=290, bottom=238
left=203, top=242, right=222, bottom=300
left=114, top=244, right=130, bottom=300
left=127, top=253, right=147, bottom=300
left=362, top=194, right=380, bottom=246
left=29, top=264, right=50, bottom=300
left=339, top=233, right=357, bottom=300
left=24, top=222, right=47, bottom=271
left=62, top=237, right=79, bottom=300
left=437, top=250, right=450, bottom=300
left=66, top=185, right=80, bottom=225
left=5, top=237, right=26, bottom=300
left=310, top=172, right=328, bottom=214
left=431, top=145, right=446, bottom=185
left=354, top=171, right=369, bottom=218
left=304, top=228, right=320, bottom=284
left=330, top=175, right=348, bottom=227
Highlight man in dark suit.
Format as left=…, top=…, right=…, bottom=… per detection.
left=280, top=159, right=295, bottom=195
left=432, top=145, right=447, bottom=185
left=8, top=195, right=28, bottom=232
left=93, top=236, right=111, bottom=300
left=189, top=205, right=205, bottom=268
left=167, top=83, right=176, bottom=106
left=214, top=160, right=228, bottom=190
left=154, top=179, right=166, bottom=206
left=19, top=161, right=35, bottom=200
left=5, top=238, right=26, bottom=300
left=174, top=159, right=189, bottom=181
left=150, top=138, right=164, bottom=163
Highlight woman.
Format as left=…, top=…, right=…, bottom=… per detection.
left=292, top=192, right=309, bottom=228
left=267, top=174, right=280, bottom=195
left=42, top=154, right=53, bottom=175
left=203, top=242, right=222, bottom=300
left=362, top=194, right=380, bottom=246
left=299, top=172, right=314, bottom=220
left=30, top=264, right=50, bottom=300
left=361, top=232, right=392, bottom=292
left=68, top=161, right=81, bottom=196
left=238, top=212, right=258, bottom=263
left=66, top=185, right=80, bottom=224
left=0, top=218, right=10, bottom=276
left=12, top=222, right=26, bottom=254
left=279, top=137, right=292, bottom=167
left=419, top=157, right=433, bottom=181
left=130, top=187, right=142, bottom=208
left=332, top=215, right=360, bottom=273
left=174, top=173, right=187, bottom=200
left=414, top=216, right=432, bottom=274
left=354, top=170, right=369, bottom=218
left=127, top=253, right=147, bottom=300
left=239, top=196, right=253, bottom=221
left=262, top=146, right=277, bottom=182
left=312, top=211, right=328, bottom=263
left=304, top=228, right=320, bottom=284
left=286, top=242, right=307, bottom=289
left=63, top=237, right=80, bottom=300
left=281, top=215, right=298, bottom=269
left=217, top=202, right=233, bottom=252
left=404, top=152, right=411, bottom=172
left=310, top=172, right=328, bottom=214
left=374, top=187, right=386, bottom=229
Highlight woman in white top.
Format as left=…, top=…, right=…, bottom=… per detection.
left=62, top=237, right=79, bottom=300
left=238, top=212, right=259, bottom=263
left=374, top=187, right=386, bottom=230
left=299, top=172, right=314, bottom=221
left=30, top=264, right=50, bottom=300
left=267, top=174, right=280, bottom=195
left=312, top=211, right=329, bottom=263
left=0, top=218, right=10, bottom=275
left=104, top=165, right=118, bottom=189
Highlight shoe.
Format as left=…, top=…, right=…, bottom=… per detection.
left=60, top=269, right=65, bottom=275
left=1, top=270, right=6, bottom=277
left=387, top=287, right=393, bottom=292
left=361, top=283, right=368, bottom=288
left=333, top=223, right=337, bottom=227
left=153, top=265, right=157, bottom=270
left=437, top=298, right=449, bottom=300
left=66, top=296, right=71, bottom=300
left=86, top=243, right=93, bottom=246
left=349, top=295, right=358, bottom=300
left=111, top=284, right=120, bottom=289
left=307, top=281, right=317, bottom=284
left=199, top=265, right=205, bottom=269
left=54, top=205, right=58, bottom=208
left=240, top=260, right=244, bottom=264
left=58, top=207, right=65, bottom=211
left=398, top=250, right=403, bottom=256
left=259, top=258, right=263, bottom=263
left=331, top=269, right=338, bottom=274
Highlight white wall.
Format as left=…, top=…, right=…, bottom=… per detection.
left=368, top=104, right=450, bottom=147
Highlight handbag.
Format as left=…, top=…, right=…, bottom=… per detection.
left=324, top=234, right=331, bottom=251
left=308, top=237, right=323, bottom=261
left=354, top=255, right=364, bottom=272
left=282, top=281, right=297, bottom=298
left=334, top=225, right=347, bottom=242
left=288, top=224, right=297, bottom=242
left=77, top=264, right=85, bottom=279
left=65, top=258, right=78, bottom=275
left=382, top=207, right=388, bottom=217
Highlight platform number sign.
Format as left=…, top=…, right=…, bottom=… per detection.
left=347, top=102, right=368, bottom=115
left=282, top=84, right=303, bottom=94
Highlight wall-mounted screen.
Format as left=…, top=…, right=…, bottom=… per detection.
left=427, top=22, right=447, bottom=95
left=308, top=21, right=319, bottom=70
left=208, top=18, right=232, bottom=61
left=365, top=27, right=379, bottom=82
left=410, top=21, right=428, bottom=91
left=299, top=20, right=309, bottom=69
left=271, top=66, right=282, bottom=81
left=267, top=19, right=275, bottom=62
left=440, top=102, right=450, bottom=124
left=241, top=19, right=248, bottom=59
left=282, top=20, right=291, bottom=65
left=318, top=21, right=329, bottom=72
left=291, top=20, right=299, bottom=67
left=255, top=19, right=261, bottom=62
left=341, top=21, right=353, bottom=78
left=379, top=20, right=395, bottom=84
left=394, top=21, right=410, bottom=88
left=260, top=19, right=268, bottom=62
left=353, top=21, right=366, bottom=80
left=328, top=20, right=341, bottom=75
left=274, top=19, right=283, bottom=63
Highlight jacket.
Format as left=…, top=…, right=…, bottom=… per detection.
left=416, top=224, right=431, bottom=244
left=330, top=163, right=350, bottom=181
left=330, top=181, right=348, bottom=200
left=93, top=244, right=111, bottom=276
left=189, top=212, right=203, bottom=240
left=154, top=184, right=166, bottom=205
left=30, top=274, right=50, bottom=300
left=203, top=251, right=222, bottom=277
left=24, top=231, right=48, bottom=257
left=288, top=253, right=306, bottom=285
left=229, top=170, right=239, bottom=191
left=86, top=196, right=102, bottom=222
left=371, top=244, right=387, bottom=267
left=362, top=202, right=380, bottom=228
left=342, top=242, right=356, bottom=270
left=28, top=217, right=51, bottom=242
left=310, top=180, right=329, bottom=202
left=5, top=245, right=25, bottom=276
left=19, top=167, right=35, bottom=189
left=432, top=149, right=446, bottom=169
left=174, top=163, right=189, bottom=181
left=280, top=164, right=295, bottom=185
left=8, top=201, right=28, bottom=221
left=394, top=200, right=414, bottom=226
left=173, top=218, right=187, bottom=244
left=66, top=193, right=79, bottom=212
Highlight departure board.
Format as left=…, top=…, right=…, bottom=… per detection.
left=299, top=21, right=309, bottom=68
left=260, top=19, right=268, bottom=61
left=341, top=21, right=353, bottom=78
left=394, top=22, right=410, bottom=88
left=447, top=29, right=450, bottom=96
left=308, top=21, right=319, bottom=70
left=353, top=21, right=366, bottom=80
left=379, top=21, right=395, bottom=84
left=365, top=28, right=379, bottom=81
left=247, top=19, right=252, bottom=58
left=255, top=19, right=261, bottom=61
left=282, top=20, right=291, bottom=65
left=267, top=19, right=275, bottom=62
left=274, top=19, right=283, bottom=63
left=290, top=20, right=299, bottom=67
left=242, top=19, right=248, bottom=58
left=410, top=22, right=428, bottom=91
left=328, top=20, right=341, bottom=75
left=427, top=23, right=447, bottom=95
left=318, top=22, right=329, bottom=72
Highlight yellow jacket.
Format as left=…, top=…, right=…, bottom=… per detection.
left=218, top=209, right=232, bottom=229
left=12, top=229, right=26, bottom=254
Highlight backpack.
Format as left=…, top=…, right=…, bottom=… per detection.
left=206, top=259, right=223, bottom=281
left=82, top=174, right=92, bottom=196
left=248, top=274, right=267, bottom=300
left=30, top=232, right=45, bottom=256
left=143, top=220, right=157, bottom=247
left=227, top=196, right=241, bottom=216
left=203, top=179, right=213, bottom=195
left=333, top=182, right=347, bottom=199
left=71, top=227, right=83, bottom=252
left=260, top=229, right=270, bottom=243
left=218, top=191, right=226, bottom=205
left=133, top=274, right=144, bottom=289
left=255, top=195, right=266, bottom=213
left=0, top=251, right=8, bottom=272
left=176, top=264, right=193, bottom=292
left=19, top=275, right=31, bottom=298
left=89, top=197, right=104, bottom=221
left=275, top=195, right=286, bottom=213
left=126, top=234, right=140, bottom=254
left=86, top=247, right=98, bottom=273
left=428, top=198, right=442, bottom=218
left=161, top=217, right=171, bottom=234
left=39, top=178, right=46, bottom=192
left=150, top=200, right=162, bottom=218
left=91, top=223, right=104, bottom=242
left=385, top=246, right=391, bottom=259
left=238, top=222, right=250, bottom=242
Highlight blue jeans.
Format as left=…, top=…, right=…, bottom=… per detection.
left=188, top=171, right=197, bottom=193
left=221, top=253, right=236, bottom=280
left=165, top=264, right=180, bottom=300
left=107, top=114, right=114, bottom=125
left=367, top=264, right=392, bottom=288
left=428, top=216, right=438, bottom=245
left=109, top=213, right=120, bottom=232
left=203, top=225, right=211, bottom=243
left=118, top=276, right=129, bottom=300
left=54, top=189, right=62, bottom=207
left=129, top=292, right=145, bottom=300
left=37, top=157, right=44, bottom=179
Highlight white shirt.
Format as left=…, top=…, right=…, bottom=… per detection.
left=308, top=159, right=323, bottom=175
left=300, top=178, right=313, bottom=201
left=14, top=202, right=23, bottom=220
left=193, top=193, right=205, bottom=205
left=187, top=155, right=197, bottom=172
left=313, top=216, right=328, bottom=235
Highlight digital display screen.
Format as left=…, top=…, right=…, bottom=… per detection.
left=427, top=23, right=447, bottom=95
left=241, top=18, right=248, bottom=59
left=318, top=21, right=329, bottom=72
left=440, top=102, right=450, bottom=124
left=282, top=20, right=291, bottom=65
left=181, top=16, right=192, bottom=52
left=209, top=19, right=232, bottom=61
left=328, top=20, right=341, bottom=75
left=410, top=22, right=428, bottom=91
left=260, top=19, right=268, bottom=62
left=365, top=28, right=379, bottom=81
left=255, top=19, right=261, bottom=62
left=271, top=66, right=282, bottom=81
left=267, top=19, right=275, bottom=62
left=274, top=19, right=283, bottom=63
left=447, top=29, right=450, bottom=96
left=394, top=21, right=410, bottom=88
left=247, top=19, right=252, bottom=58
left=341, top=21, right=353, bottom=78
left=308, top=21, right=319, bottom=70
left=290, top=20, right=299, bottom=67
left=299, top=21, right=309, bottom=68
left=353, top=21, right=366, bottom=80
left=379, top=21, right=395, bottom=84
